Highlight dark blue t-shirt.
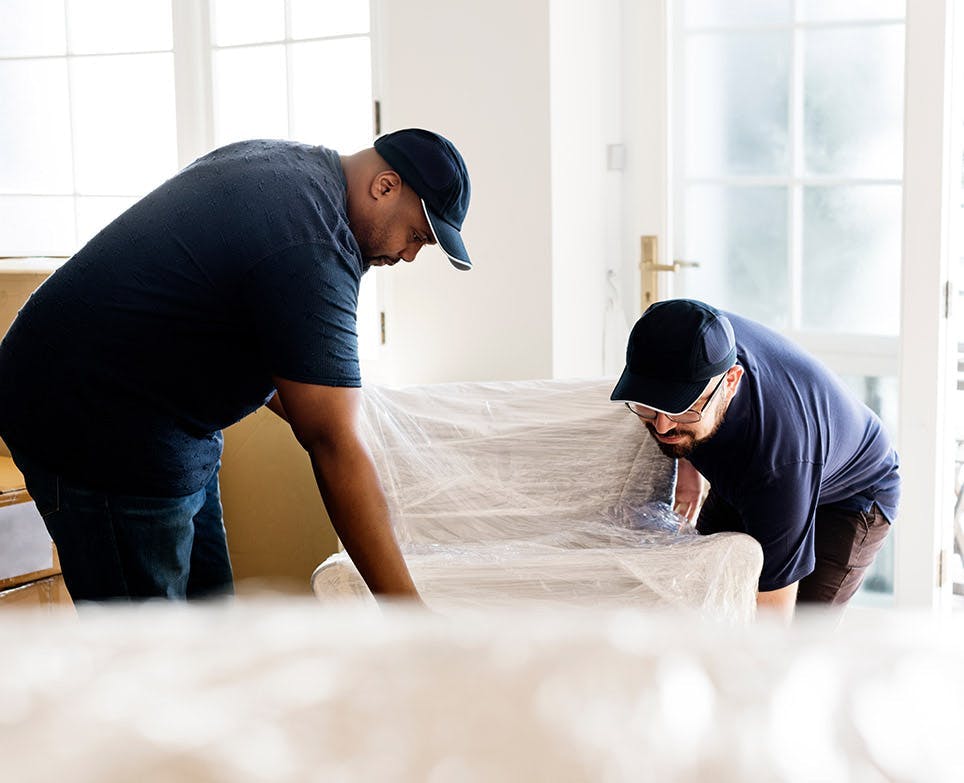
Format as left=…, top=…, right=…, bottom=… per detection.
left=687, top=312, right=901, bottom=591
left=0, top=140, right=364, bottom=496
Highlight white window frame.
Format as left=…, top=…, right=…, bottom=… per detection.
left=626, top=0, right=961, bottom=610
left=896, top=0, right=961, bottom=610
left=670, top=12, right=904, bottom=382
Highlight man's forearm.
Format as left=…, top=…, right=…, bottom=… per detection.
left=308, top=438, right=419, bottom=599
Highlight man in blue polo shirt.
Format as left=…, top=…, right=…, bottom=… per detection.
left=611, top=299, right=900, bottom=620
left=0, top=128, right=472, bottom=604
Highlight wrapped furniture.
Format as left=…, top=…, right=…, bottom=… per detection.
left=312, top=379, right=763, bottom=621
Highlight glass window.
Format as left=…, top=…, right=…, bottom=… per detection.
left=802, top=186, right=902, bottom=334
left=289, top=38, right=373, bottom=152
left=210, top=0, right=285, bottom=47
left=0, top=59, right=73, bottom=194
left=839, top=374, right=898, bottom=598
left=684, top=32, right=790, bottom=177
left=0, top=0, right=177, bottom=257
left=209, top=1, right=379, bottom=354
left=66, top=0, right=172, bottom=54
left=680, top=185, right=789, bottom=327
left=71, top=53, right=178, bottom=194
left=290, top=0, right=369, bottom=38
left=0, top=195, right=76, bottom=257
left=683, top=0, right=791, bottom=28
left=0, top=0, right=67, bottom=58
left=213, top=45, right=289, bottom=146
left=799, top=0, right=905, bottom=23
left=1, top=0, right=378, bottom=361
left=675, top=4, right=906, bottom=602
left=803, top=25, right=905, bottom=179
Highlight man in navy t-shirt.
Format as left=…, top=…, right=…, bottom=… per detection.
left=0, top=128, right=472, bottom=603
left=611, top=299, right=900, bottom=620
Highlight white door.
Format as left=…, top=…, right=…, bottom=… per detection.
left=625, top=0, right=962, bottom=608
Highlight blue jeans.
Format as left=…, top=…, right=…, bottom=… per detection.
left=10, top=449, right=234, bottom=603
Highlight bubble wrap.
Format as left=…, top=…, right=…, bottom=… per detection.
left=1, top=601, right=962, bottom=783
left=313, top=379, right=762, bottom=621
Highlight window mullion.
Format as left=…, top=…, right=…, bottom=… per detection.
left=171, top=0, right=214, bottom=167
left=789, top=5, right=803, bottom=332
left=63, top=0, right=80, bottom=248
left=284, top=0, right=294, bottom=138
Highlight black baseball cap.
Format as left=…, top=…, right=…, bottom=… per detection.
left=611, top=299, right=737, bottom=414
left=373, top=128, right=472, bottom=270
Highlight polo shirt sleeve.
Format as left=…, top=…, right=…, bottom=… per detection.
left=736, top=461, right=821, bottom=592
left=241, top=241, right=362, bottom=387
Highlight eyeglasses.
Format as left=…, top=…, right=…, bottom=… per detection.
left=624, top=374, right=727, bottom=425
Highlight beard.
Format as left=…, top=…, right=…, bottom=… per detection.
left=352, top=222, right=393, bottom=269
left=645, top=412, right=726, bottom=459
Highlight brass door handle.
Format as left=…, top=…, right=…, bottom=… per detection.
left=672, top=260, right=700, bottom=271
left=641, top=260, right=701, bottom=272
left=639, top=235, right=701, bottom=310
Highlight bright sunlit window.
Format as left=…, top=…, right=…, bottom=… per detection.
left=0, top=0, right=378, bottom=356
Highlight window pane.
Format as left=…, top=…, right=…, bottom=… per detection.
left=76, top=196, right=137, bottom=247
left=684, top=32, right=790, bottom=176
left=0, top=59, right=73, bottom=194
left=802, top=186, right=901, bottom=335
left=799, top=1, right=905, bottom=22
left=803, top=26, right=904, bottom=178
left=211, top=0, right=285, bottom=46
left=0, top=0, right=66, bottom=57
left=679, top=186, right=789, bottom=328
left=290, top=0, right=369, bottom=38
left=683, top=0, right=791, bottom=27
left=839, top=375, right=898, bottom=440
left=66, top=0, right=172, bottom=54
left=213, top=45, right=288, bottom=146
left=290, top=38, right=372, bottom=151
left=838, top=374, right=897, bottom=599
left=71, top=53, right=178, bottom=194
left=0, top=196, right=75, bottom=256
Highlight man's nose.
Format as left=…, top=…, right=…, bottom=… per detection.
left=653, top=412, right=676, bottom=434
left=400, top=244, right=421, bottom=263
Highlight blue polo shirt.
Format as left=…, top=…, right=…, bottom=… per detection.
left=687, top=312, right=901, bottom=591
left=0, top=140, right=364, bottom=496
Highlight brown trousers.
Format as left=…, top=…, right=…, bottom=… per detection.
left=696, top=490, right=892, bottom=605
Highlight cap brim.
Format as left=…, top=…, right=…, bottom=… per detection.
left=610, top=366, right=708, bottom=416
left=422, top=199, right=471, bottom=270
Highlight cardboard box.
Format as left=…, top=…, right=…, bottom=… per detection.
left=220, top=407, right=340, bottom=595
left=0, top=457, right=60, bottom=588
left=0, top=574, right=72, bottom=609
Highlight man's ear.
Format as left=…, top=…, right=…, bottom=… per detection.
left=370, top=170, right=402, bottom=200
left=726, top=364, right=744, bottom=393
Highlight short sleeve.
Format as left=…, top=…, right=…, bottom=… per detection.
left=735, top=462, right=822, bottom=591
left=241, top=242, right=362, bottom=386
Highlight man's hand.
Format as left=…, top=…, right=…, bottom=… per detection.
left=674, top=458, right=708, bottom=524
left=273, top=376, right=422, bottom=602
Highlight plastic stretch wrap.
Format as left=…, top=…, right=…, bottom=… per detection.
left=3, top=602, right=964, bottom=783
left=313, top=379, right=762, bottom=620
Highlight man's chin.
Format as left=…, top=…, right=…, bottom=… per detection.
left=646, top=427, right=695, bottom=459
left=366, top=256, right=398, bottom=269
left=653, top=439, right=694, bottom=459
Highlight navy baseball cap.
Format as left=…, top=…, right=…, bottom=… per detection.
left=373, top=128, right=472, bottom=270
left=611, top=299, right=737, bottom=414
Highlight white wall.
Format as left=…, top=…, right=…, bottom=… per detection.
left=373, top=0, right=633, bottom=386
left=619, top=1, right=670, bottom=326
left=373, top=0, right=554, bottom=385
left=549, top=0, right=625, bottom=379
